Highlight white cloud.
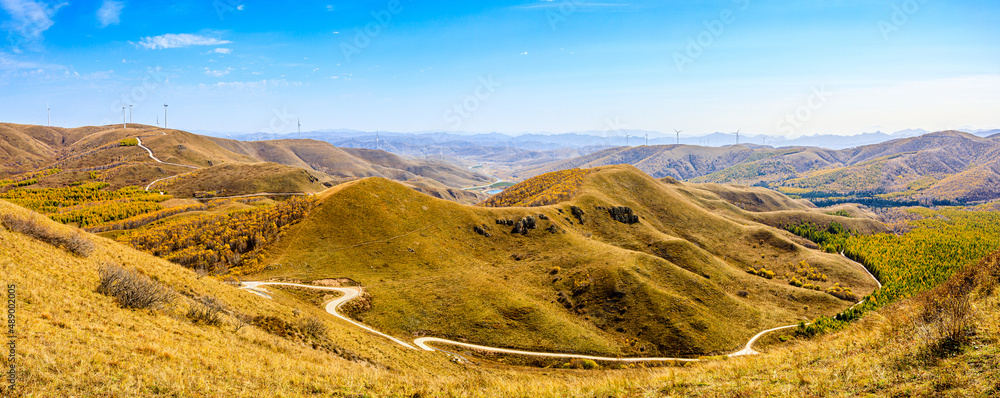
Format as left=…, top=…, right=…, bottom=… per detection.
left=0, top=0, right=67, bottom=46
left=204, top=67, right=234, bottom=77
left=236, top=4, right=244, bottom=11
left=137, top=33, right=231, bottom=50
left=211, top=48, right=232, bottom=54
left=199, top=79, right=301, bottom=90
left=96, top=0, right=123, bottom=28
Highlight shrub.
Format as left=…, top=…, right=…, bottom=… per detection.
left=187, top=295, right=226, bottom=326
left=579, top=359, right=599, bottom=370
left=826, top=283, right=858, bottom=301
left=96, top=264, right=174, bottom=310
left=789, top=277, right=803, bottom=288
left=299, top=316, right=328, bottom=338
left=2, top=213, right=95, bottom=256
left=234, top=312, right=252, bottom=332
left=746, top=266, right=775, bottom=279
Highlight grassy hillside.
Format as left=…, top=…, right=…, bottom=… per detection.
left=0, top=123, right=492, bottom=201
left=525, top=131, right=1000, bottom=204
left=256, top=165, right=881, bottom=358
left=153, top=162, right=327, bottom=197
left=3, top=173, right=999, bottom=397
left=208, top=137, right=492, bottom=189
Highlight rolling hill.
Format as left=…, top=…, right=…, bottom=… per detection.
left=4, top=162, right=999, bottom=397
left=524, top=131, right=1000, bottom=204
left=0, top=123, right=492, bottom=200
left=256, top=165, right=883, bottom=358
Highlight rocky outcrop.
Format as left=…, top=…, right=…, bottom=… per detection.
left=570, top=206, right=585, bottom=224
left=473, top=225, right=491, bottom=237
left=511, top=216, right=537, bottom=235
left=608, top=206, right=639, bottom=224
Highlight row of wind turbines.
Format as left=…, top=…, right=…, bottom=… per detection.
left=119, top=104, right=169, bottom=129
left=620, top=128, right=753, bottom=147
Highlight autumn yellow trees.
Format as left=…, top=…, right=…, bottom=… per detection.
left=0, top=182, right=172, bottom=227
left=481, top=168, right=591, bottom=207
left=118, top=196, right=317, bottom=275
left=791, top=207, right=1000, bottom=335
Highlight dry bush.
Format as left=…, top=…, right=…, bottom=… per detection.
left=913, top=252, right=999, bottom=357
left=234, top=312, right=253, bottom=332
left=2, top=213, right=95, bottom=256
left=96, top=264, right=175, bottom=310
left=917, top=289, right=973, bottom=357
left=299, top=316, right=328, bottom=338
left=186, top=295, right=227, bottom=326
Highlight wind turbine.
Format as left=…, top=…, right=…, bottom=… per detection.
left=645, top=133, right=648, bottom=146
left=674, top=129, right=683, bottom=145
left=163, top=104, right=168, bottom=129
left=376, top=131, right=380, bottom=150
left=735, top=128, right=741, bottom=145
left=122, top=106, right=127, bottom=129
left=46, top=103, right=50, bottom=126
left=297, top=118, right=301, bottom=139
left=128, top=104, right=133, bottom=124
left=625, top=133, right=630, bottom=147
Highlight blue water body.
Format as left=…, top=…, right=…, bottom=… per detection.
left=485, top=189, right=503, bottom=195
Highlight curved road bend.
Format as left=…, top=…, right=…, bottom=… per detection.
left=135, top=136, right=200, bottom=169
left=135, top=135, right=202, bottom=191
left=241, top=282, right=417, bottom=350
left=239, top=281, right=813, bottom=362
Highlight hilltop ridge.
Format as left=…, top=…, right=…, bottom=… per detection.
left=257, top=165, right=883, bottom=357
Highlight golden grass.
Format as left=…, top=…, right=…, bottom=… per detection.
left=2, top=197, right=999, bottom=397
left=254, top=166, right=880, bottom=359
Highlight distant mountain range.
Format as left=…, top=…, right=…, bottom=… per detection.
left=198, top=128, right=1000, bottom=154
left=524, top=130, right=1000, bottom=205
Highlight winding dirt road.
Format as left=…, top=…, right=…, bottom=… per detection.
left=135, top=135, right=201, bottom=191
left=239, top=255, right=883, bottom=364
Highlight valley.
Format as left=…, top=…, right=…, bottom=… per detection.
left=2, top=123, right=1000, bottom=397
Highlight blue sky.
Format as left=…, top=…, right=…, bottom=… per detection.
left=1, top=0, right=998, bottom=137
